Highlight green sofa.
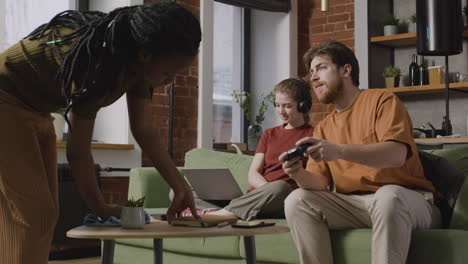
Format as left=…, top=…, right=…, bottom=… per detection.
left=113, top=146, right=468, bottom=264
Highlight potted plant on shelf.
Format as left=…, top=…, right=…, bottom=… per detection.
left=120, top=196, right=146, bottom=229
left=232, top=91, right=274, bottom=151
left=408, top=14, right=417, bottom=33
left=382, top=65, right=401, bottom=88
left=382, top=14, right=400, bottom=36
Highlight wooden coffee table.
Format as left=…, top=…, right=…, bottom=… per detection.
left=67, top=219, right=290, bottom=264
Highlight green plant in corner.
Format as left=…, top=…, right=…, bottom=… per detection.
left=409, top=14, right=417, bottom=24
left=382, top=65, right=401, bottom=78
left=231, top=91, right=275, bottom=131
left=382, top=14, right=400, bottom=26
left=120, top=196, right=145, bottom=207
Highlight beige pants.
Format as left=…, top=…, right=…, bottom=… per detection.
left=225, top=180, right=292, bottom=221
left=285, top=185, right=441, bottom=264
left=0, top=89, right=59, bottom=264
left=192, top=180, right=292, bottom=221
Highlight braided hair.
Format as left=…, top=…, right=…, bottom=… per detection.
left=26, top=2, right=201, bottom=127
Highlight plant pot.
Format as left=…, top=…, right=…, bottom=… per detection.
left=408, top=23, right=416, bottom=33
left=247, top=124, right=263, bottom=151
left=51, top=113, right=65, bottom=141
left=384, top=76, right=400, bottom=88
left=121, top=207, right=145, bottom=229
left=384, top=25, right=398, bottom=36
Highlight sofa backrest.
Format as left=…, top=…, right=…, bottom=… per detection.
left=184, top=148, right=254, bottom=193
left=426, top=146, right=468, bottom=230
left=128, top=167, right=172, bottom=208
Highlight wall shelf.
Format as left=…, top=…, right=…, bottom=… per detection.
left=370, top=31, right=468, bottom=48
left=378, top=82, right=468, bottom=95
left=415, top=137, right=468, bottom=144
left=56, top=140, right=135, bottom=150
left=370, top=32, right=418, bottom=47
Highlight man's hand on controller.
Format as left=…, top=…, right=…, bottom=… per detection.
left=279, top=151, right=304, bottom=177
left=296, top=137, right=344, bottom=162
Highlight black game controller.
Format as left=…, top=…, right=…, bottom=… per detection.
left=284, top=143, right=313, bottom=161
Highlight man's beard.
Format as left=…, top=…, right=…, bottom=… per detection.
left=316, top=78, right=342, bottom=104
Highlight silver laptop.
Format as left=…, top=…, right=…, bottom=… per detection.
left=181, top=168, right=243, bottom=201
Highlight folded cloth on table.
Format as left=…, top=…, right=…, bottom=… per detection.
left=83, top=211, right=151, bottom=227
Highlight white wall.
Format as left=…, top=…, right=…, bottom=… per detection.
left=250, top=1, right=298, bottom=130
left=0, top=0, right=71, bottom=51
left=354, top=0, right=368, bottom=89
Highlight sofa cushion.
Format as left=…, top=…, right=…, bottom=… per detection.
left=426, top=146, right=468, bottom=176
left=128, top=168, right=172, bottom=208
left=184, top=148, right=254, bottom=193
left=425, top=146, right=468, bottom=230
left=419, top=151, right=465, bottom=228
left=330, top=229, right=468, bottom=264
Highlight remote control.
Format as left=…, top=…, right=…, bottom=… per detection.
left=284, top=143, right=313, bottom=161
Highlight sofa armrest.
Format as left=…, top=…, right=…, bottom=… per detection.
left=128, top=167, right=182, bottom=208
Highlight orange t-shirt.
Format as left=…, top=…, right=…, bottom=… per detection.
left=306, top=89, right=435, bottom=193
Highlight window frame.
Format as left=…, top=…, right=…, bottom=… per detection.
left=198, top=0, right=298, bottom=149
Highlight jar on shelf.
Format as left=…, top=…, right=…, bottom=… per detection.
left=428, top=66, right=444, bottom=85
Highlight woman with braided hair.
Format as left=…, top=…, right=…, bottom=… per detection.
left=0, top=2, right=201, bottom=263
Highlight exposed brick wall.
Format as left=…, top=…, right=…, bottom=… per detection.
left=298, top=0, right=355, bottom=126
left=142, top=0, right=200, bottom=167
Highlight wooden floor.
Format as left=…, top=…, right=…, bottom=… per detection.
left=48, top=257, right=100, bottom=264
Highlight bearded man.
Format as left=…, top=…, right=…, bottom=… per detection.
left=280, top=41, right=441, bottom=264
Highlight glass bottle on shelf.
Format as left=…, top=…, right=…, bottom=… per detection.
left=441, top=116, right=453, bottom=136
left=409, top=54, right=419, bottom=86
left=418, top=55, right=429, bottom=85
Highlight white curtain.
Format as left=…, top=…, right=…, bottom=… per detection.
left=0, top=0, right=71, bottom=52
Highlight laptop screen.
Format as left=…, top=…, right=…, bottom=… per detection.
left=181, top=168, right=243, bottom=201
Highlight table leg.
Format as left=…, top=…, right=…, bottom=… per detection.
left=153, top=238, right=163, bottom=264
left=244, top=236, right=256, bottom=264
left=102, top=240, right=115, bottom=264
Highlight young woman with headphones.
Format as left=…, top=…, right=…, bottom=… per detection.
left=0, top=3, right=200, bottom=263
left=197, top=78, right=315, bottom=221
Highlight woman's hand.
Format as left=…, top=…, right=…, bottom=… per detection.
left=166, top=183, right=199, bottom=221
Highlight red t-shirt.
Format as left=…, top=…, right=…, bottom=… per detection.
left=248, top=123, right=314, bottom=192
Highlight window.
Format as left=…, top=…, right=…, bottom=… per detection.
left=198, top=0, right=297, bottom=149
left=212, top=1, right=244, bottom=144
left=0, top=0, right=71, bottom=51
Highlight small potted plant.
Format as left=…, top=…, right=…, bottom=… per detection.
left=382, top=14, right=400, bottom=36
left=408, top=14, right=417, bottom=33
left=382, top=65, right=401, bottom=88
left=120, top=197, right=146, bottom=229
